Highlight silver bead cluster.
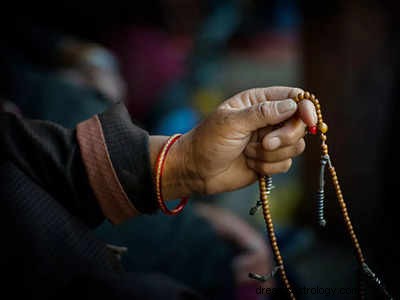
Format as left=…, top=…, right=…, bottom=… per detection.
left=316, top=154, right=331, bottom=227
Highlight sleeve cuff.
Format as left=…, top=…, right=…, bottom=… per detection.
left=76, top=103, right=158, bottom=224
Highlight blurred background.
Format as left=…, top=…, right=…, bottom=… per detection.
left=1, top=1, right=399, bottom=299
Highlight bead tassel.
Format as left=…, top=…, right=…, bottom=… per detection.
left=258, top=175, right=295, bottom=299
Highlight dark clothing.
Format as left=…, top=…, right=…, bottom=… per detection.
left=1, top=103, right=157, bottom=224
left=0, top=104, right=202, bottom=299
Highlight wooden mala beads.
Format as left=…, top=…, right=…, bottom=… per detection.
left=249, top=92, right=393, bottom=300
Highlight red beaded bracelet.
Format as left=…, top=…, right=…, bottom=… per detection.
left=154, top=134, right=189, bottom=215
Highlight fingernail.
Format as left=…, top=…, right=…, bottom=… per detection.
left=267, top=137, right=281, bottom=150
left=277, top=99, right=297, bottom=114
left=312, top=110, right=318, bottom=125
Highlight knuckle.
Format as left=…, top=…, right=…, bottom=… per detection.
left=264, top=101, right=279, bottom=120
left=240, top=88, right=259, bottom=105
left=257, top=102, right=268, bottom=120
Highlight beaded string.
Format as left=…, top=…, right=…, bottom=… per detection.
left=249, top=92, right=393, bottom=300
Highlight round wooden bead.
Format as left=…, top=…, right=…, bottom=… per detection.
left=319, top=122, right=328, bottom=133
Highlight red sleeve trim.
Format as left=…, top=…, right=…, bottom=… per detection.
left=77, top=115, right=139, bottom=224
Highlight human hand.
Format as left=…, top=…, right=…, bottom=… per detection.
left=161, top=86, right=317, bottom=199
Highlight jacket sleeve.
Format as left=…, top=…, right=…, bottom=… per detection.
left=0, top=102, right=158, bottom=227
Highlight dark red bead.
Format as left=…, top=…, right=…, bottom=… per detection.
left=309, top=125, right=317, bottom=135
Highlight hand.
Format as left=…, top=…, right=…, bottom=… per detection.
left=194, top=203, right=275, bottom=287
left=154, top=86, right=317, bottom=199
left=166, top=86, right=317, bottom=198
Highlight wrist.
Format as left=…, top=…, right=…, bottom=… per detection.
left=149, top=133, right=203, bottom=201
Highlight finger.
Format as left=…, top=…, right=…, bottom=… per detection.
left=221, top=86, right=304, bottom=109
left=262, top=86, right=305, bottom=101
left=298, top=99, right=318, bottom=128
left=246, top=158, right=292, bottom=175
left=249, top=126, right=273, bottom=144
left=245, top=139, right=305, bottom=163
left=228, top=99, right=298, bottom=133
left=262, top=118, right=306, bottom=150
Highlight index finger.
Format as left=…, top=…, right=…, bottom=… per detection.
left=263, top=87, right=318, bottom=127
left=262, top=86, right=305, bottom=101
left=222, top=86, right=304, bottom=109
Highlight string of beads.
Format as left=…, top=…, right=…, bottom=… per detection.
left=249, top=92, right=393, bottom=300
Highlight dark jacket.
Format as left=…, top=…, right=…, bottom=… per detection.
left=0, top=103, right=203, bottom=299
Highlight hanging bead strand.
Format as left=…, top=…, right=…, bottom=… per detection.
left=249, top=91, right=392, bottom=300
left=258, top=175, right=295, bottom=299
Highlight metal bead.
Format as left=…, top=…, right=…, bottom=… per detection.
left=266, top=176, right=273, bottom=194
left=362, top=263, right=393, bottom=299
left=304, top=91, right=311, bottom=99
left=316, top=190, right=327, bottom=227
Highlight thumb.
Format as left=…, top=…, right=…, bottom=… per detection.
left=234, top=99, right=298, bottom=132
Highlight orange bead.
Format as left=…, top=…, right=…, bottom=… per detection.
left=319, top=122, right=328, bottom=133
